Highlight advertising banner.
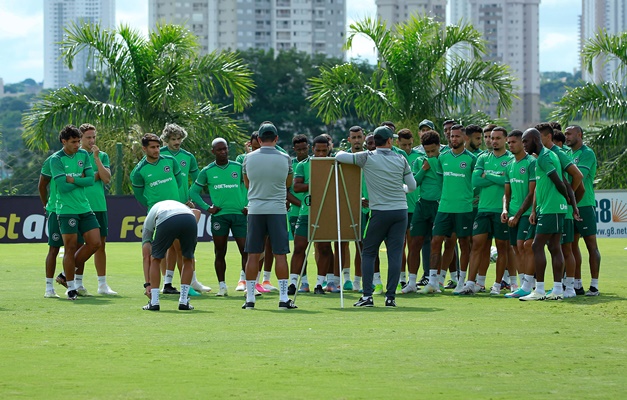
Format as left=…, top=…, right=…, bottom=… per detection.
left=594, top=190, right=627, bottom=238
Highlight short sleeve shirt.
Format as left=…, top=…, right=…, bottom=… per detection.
left=194, top=161, right=247, bottom=216
left=412, top=155, right=442, bottom=202
left=400, top=149, right=421, bottom=213
left=571, top=145, right=597, bottom=207
left=50, top=149, right=93, bottom=215
left=436, top=149, right=477, bottom=213
left=131, top=155, right=182, bottom=210
left=535, top=147, right=567, bottom=215
left=83, top=150, right=109, bottom=212
left=160, top=147, right=199, bottom=203
left=242, top=146, right=292, bottom=214
left=41, top=155, right=58, bottom=213
left=288, top=157, right=306, bottom=218
left=505, top=154, right=536, bottom=217
left=475, top=151, right=514, bottom=213
left=294, top=157, right=311, bottom=217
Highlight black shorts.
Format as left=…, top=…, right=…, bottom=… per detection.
left=151, top=214, right=198, bottom=259
left=245, top=214, right=290, bottom=255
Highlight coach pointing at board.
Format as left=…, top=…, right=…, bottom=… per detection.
left=336, top=126, right=417, bottom=307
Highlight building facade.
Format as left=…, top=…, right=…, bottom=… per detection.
left=44, top=0, right=115, bottom=89
left=376, top=0, right=446, bottom=25
left=581, top=0, right=627, bottom=83
left=149, top=0, right=346, bottom=59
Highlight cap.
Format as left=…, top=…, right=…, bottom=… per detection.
left=258, top=123, right=278, bottom=138
left=373, top=126, right=398, bottom=140
left=419, top=119, right=435, bottom=130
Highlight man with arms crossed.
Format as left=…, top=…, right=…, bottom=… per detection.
left=336, top=126, right=416, bottom=307
left=242, top=123, right=296, bottom=310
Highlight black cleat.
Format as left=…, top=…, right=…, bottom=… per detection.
left=418, top=277, right=429, bottom=287
left=313, top=284, right=326, bottom=295
left=178, top=302, right=194, bottom=310
left=56, top=273, right=68, bottom=288
left=242, top=301, right=255, bottom=310
left=385, top=297, right=397, bottom=307
left=278, top=299, right=298, bottom=309
left=575, top=287, right=585, bottom=296
left=162, top=283, right=180, bottom=294
left=66, top=289, right=78, bottom=300
left=353, top=296, right=374, bottom=307
left=287, top=283, right=296, bottom=296
left=142, top=302, right=160, bottom=311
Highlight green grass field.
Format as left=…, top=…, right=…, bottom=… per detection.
left=1, top=239, right=626, bottom=399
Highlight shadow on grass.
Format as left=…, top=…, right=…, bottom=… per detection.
left=327, top=306, right=445, bottom=313
left=154, top=309, right=213, bottom=314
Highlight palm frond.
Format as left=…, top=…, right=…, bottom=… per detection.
left=582, top=30, right=627, bottom=80
left=552, top=82, right=627, bottom=123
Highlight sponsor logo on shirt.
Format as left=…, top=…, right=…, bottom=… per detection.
left=443, top=171, right=465, bottom=178
left=213, top=184, right=239, bottom=190
left=149, top=177, right=173, bottom=187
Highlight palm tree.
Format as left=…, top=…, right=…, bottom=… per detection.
left=552, top=30, right=627, bottom=189
left=308, top=15, right=514, bottom=132
left=22, top=23, right=254, bottom=193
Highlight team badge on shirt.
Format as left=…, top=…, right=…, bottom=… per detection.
left=164, top=166, right=171, bottom=173
left=231, top=172, right=238, bottom=179
left=460, top=162, right=467, bottom=169
left=574, top=157, right=579, bottom=163
left=181, top=160, right=187, bottom=167
left=520, top=167, right=526, bottom=174
left=78, top=160, right=84, bottom=167
left=501, top=161, right=508, bottom=167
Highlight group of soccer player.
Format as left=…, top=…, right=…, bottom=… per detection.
left=39, top=117, right=601, bottom=309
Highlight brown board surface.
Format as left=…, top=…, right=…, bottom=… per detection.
left=308, top=158, right=362, bottom=242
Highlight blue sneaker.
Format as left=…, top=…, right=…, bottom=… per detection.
left=505, top=288, right=531, bottom=298
left=326, top=281, right=341, bottom=293
left=298, top=283, right=310, bottom=293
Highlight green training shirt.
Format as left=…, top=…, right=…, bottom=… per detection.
left=41, top=155, right=58, bottom=213
left=412, top=155, right=442, bottom=202
left=160, top=147, right=199, bottom=203
left=83, top=150, right=109, bottom=212
left=288, top=157, right=306, bottom=218
left=505, top=154, right=536, bottom=217
left=50, top=149, right=94, bottom=215
left=436, top=149, right=477, bottom=213
left=473, top=150, right=514, bottom=213
left=131, top=155, right=182, bottom=210
left=400, top=149, right=421, bottom=213
left=550, top=144, right=575, bottom=219
left=191, top=161, right=247, bottom=216
left=294, top=157, right=311, bottom=217
left=535, top=147, right=567, bottom=215
left=571, top=145, right=597, bottom=208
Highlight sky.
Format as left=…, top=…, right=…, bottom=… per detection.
left=0, top=0, right=582, bottom=84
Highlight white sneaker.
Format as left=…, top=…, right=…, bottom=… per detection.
left=97, top=284, right=118, bottom=295
left=490, top=286, right=501, bottom=295
left=191, top=280, right=211, bottom=293
left=401, top=283, right=417, bottom=294
left=545, top=292, right=564, bottom=301
left=419, top=284, right=437, bottom=294
left=453, top=280, right=466, bottom=294
left=235, top=280, right=246, bottom=291
left=44, top=289, right=60, bottom=298
left=564, top=288, right=577, bottom=298
left=76, top=286, right=92, bottom=297
left=353, top=280, right=361, bottom=292
left=519, top=290, right=546, bottom=301
left=216, top=286, right=228, bottom=297
left=261, top=281, right=278, bottom=291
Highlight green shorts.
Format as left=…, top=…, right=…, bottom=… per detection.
left=526, top=221, right=536, bottom=241
left=410, top=199, right=439, bottom=237
left=211, top=213, right=247, bottom=238
left=47, top=211, right=63, bottom=247
left=94, top=211, right=108, bottom=237
left=57, top=212, right=100, bottom=236
left=294, top=214, right=309, bottom=238
left=407, top=212, right=413, bottom=230
left=432, top=211, right=474, bottom=238
left=473, top=212, right=509, bottom=241
left=536, top=213, right=564, bottom=235
left=289, top=215, right=298, bottom=237
left=561, top=218, right=574, bottom=244
left=509, top=217, right=531, bottom=246
left=574, top=205, right=597, bottom=237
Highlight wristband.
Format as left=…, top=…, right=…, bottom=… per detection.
left=144, top=282, right=151, bottom=288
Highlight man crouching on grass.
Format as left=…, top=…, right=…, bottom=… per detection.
left=142, top=200, right=200, bottom=311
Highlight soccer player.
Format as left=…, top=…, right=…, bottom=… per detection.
left=461, top=127, right=513, bottom=295
left=483, top=124, right=496, bottom=151
left=396, top=128, right=421, bottom=290
left=50, top=125, right=101, bottom=300
left=288, top=135, right=334, bottom=295
left=443, top=119, right=456, bottom=144
left=78, top=123, right=117, bottom=295
left=190, top=138, right=248, bottom=297
left=565, top=125, right=601, bottom=296
left=404, top=130, right=442, bottom=293
left=430, top=125, right=477, bottom=294
left=141, top=200, right=198, bottom=311
left=519, top=128, right=570, bottom=301
left=241, top=123, right=296, bottom=310
left=336, top=126, right=417, bottom=307
left=502, top=130, right=537, bottom=298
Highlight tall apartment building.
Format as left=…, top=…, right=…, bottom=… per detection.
left=581, top=0, right=627, bottom=83
left=466, top=0, right=540, bottom=128
left=149, top=0, right=346, bottom=59
left=376, top=0, right=446, bottom=25
left=44, top=0, right=116, bottom=89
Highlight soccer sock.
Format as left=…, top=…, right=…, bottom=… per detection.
left=97, top=276, right=106, bottom=286
left=519, top=273, right=525, bottom=286
left=150, top=288, right=160, bottom=306
left=46, top=278, right=54, bottom=291
left=179, top=284, right=190, bottom=304
left=459, top=271, right=467, bottom=283
left=343, top=268, right=351, bottom=281
left=575, top=279, right=583, bottom=289
left=565, top=277, right=575, bottom=290
left=553, top=282, right=563, bottom=295
left=408, top=273, right=417, bottom=287
left=246, top=280, right=256, bottom=303
left=256, top=272, right=261, bottom=284
left=263, top=271, right=271, bottom=282
left=354, top=275, right=361, bottom=286
left=373, top=272, right=382, bottom=285
left=191, top=271, right=198, bottom=284
left=317, top=275, right=325, bottom=287
left=67, top=280, right=76, bottom=291
left=219, top=281, right=227, bottom=289
left=477, top=275, right=486, bottom=288
left=278, top=279, right=289, bottom=302
left=239, top=270, right=246, bottom=281
left=536, top=282, right=545, bottom=294
left=289, top=274, right=298, bottom=285
left=522, top=274, right=534, bottom=292
left=75, top=274, right=83, bottom=288
left=400, top=271, right=407, bottom=282
left=428, top=269, right=438, bottom=287
left=465, top=280, right=475, bottom=287
left=164, top=270, right=174, bottom=285
left=302, top=275, right=309, bottom=284
left=333, top=275, right=340, bottom=285
left=503, top=270, right=510, bottom=284
left=325, top=273, right=333, bottom=284
left=591, top=278, right=599, bottom=289
left=493, top=282, right=501, bottom=291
